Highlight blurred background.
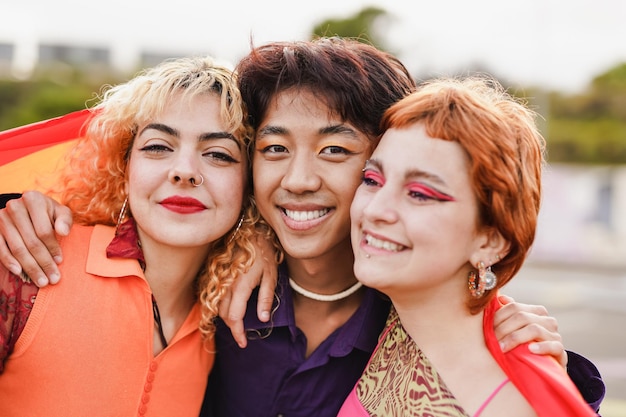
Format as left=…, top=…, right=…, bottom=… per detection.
left=1, top=0, right=625, bottom=414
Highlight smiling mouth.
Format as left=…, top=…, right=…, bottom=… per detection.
left=365, top=233, right=404, bottom=252
left=283, top=208, right=330, bottom=221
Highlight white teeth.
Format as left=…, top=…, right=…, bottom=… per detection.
left=284, top=208, right=330, bottom=221
left=365, top=234, right=403, bottom=252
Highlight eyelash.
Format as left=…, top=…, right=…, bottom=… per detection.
left=139, top=145, right=238, bottom=163
left=321, top=146, right=351, bottom=155
left=139, top=144, right=170, bottom=154
left=260, top=145, right=287, bottom=154
left=259, top=145, right=352, bottom=155
left=205, top=151, right=237, bottom=163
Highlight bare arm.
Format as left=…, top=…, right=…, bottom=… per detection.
left=0, top=191, right=73, bottom=287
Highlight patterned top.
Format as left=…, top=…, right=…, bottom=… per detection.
left=354, top=307, right=471, bottom=417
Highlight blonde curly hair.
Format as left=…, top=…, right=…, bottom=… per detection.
left=52, top=56, right=257, bottom=340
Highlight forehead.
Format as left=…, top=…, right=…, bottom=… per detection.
left=265, top=89, right=336, bottom=121
left=257, top=89, right=372, bottom=145
left=374, top=124, right=470, bottom=181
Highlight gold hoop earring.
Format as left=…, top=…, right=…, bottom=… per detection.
left=228, top=214, right=245, bottom=244
left=115, top=197, right=128, bottom=235
left=468, top=261, right=497, bottom=298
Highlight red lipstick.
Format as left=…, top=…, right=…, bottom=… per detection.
left=160, top=196, right=206, bottom=214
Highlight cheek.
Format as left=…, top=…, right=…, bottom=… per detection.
left=350, top=187, right=372, bottom=227
left=219, top=171, right=246, bottom=207
left=252, top=163, right=279, bottom=205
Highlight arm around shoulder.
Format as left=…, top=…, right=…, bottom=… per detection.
left=566, top=350, right=606, bottom=413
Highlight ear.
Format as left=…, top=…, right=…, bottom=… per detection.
left=470, top=227, right=510, bottom=267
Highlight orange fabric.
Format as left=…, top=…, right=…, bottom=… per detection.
left=484, top=295, right=596, bottom=417
left=0, top=109, right=91, bottom=194
left=0, top=224, right=214, bottom=417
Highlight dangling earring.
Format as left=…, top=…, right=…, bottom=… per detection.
left=227, top=213, right=245, bottom=244
left=468, top=261, right=497, bottom=298
left=482, top=264, right=497, bottom=291
left=115, top=197, right=129, bottom=236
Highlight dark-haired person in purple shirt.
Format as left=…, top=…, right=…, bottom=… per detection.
left=0, top=38, right=605, bottom=416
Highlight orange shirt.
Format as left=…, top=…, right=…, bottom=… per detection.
left=0, top=224, right=214, bottom=417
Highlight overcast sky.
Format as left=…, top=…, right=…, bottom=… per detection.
left=2, top=0, right=626, bottom=93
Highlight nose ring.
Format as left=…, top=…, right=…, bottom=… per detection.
left=191, top=175, right=204, bottom=187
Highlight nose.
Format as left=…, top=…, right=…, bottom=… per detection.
left=168, top=151, right=203, bottom=187
left=361, top=182, right=399, bottom=224
left=279, top=153, right=321, bottom=194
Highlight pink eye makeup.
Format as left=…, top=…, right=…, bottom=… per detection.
left=407, top=182, right=455, bottom=202
left=361, top=169, right=385, bottom=187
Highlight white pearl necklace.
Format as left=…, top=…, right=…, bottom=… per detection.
left=288, top=277, right=363, bottom=302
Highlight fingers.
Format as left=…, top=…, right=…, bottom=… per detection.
left=493, top=298, right=552, bottom=332
left=217, top=233, right=279, bottom=349
left=219, top=264, right=261, bottom=349
left=494, top=298, right=565, bottom=366
left=0, top=196, right=54, bottom=286
left=218, top=284, right=248, bottom=348
left=0, top=223, right=22, bottom=276
left=4, top=192, right=69, bottom=286
left=528, top=341, right=568, bottom=369
left=256, top=259, right=277, bottom=324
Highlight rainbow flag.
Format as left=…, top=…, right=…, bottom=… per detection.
left=0, top=109, right=92, bottom=195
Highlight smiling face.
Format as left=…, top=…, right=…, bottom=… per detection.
left=350, top=123, right=492, bottom=303
left=252, top=88, right=373, bottom=260
left=126, top=92, right=246, bottom=251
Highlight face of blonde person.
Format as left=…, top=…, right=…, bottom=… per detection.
left=350, top=123, right=485, bottom=304
left=252, top=88, right=372, bottom=261
left=126, top=93, right=246, bottom=252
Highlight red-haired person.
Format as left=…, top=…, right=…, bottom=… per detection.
left=341, top=75, right=599, bottom=416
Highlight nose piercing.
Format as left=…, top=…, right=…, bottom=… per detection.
left=190, top=175, right=204, bottom=187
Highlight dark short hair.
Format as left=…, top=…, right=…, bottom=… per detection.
left=236, top=37, right=416, bottom=140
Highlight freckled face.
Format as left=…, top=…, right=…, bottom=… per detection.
left=126, top=93, right=246, bottom=251
left=253, top=89, right=372, bottom=260
left=350, top=123, right=482, bottom=299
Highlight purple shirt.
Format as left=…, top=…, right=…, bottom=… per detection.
left=202, top=262, right=391, bottom=417
left=200, top=262, right=605, bottom=417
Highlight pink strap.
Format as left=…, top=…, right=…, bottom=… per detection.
left=472, top=378, right=510, bottom=417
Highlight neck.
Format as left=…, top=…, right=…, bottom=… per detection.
left=390, top=284, right=484, bottom=354
left=284, top=241, right=357, bottom=294
left=140, top=240, right=209, bottom=312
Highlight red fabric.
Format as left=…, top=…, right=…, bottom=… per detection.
left=484, top=295, right=597, bottom=417
left=0, top=272, right=38, bottom=373
left=0, top=109, right=92, bottom=166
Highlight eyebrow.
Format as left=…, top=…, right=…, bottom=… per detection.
left=140, top=123, right=238, bottom=143
left=366, top=158, right=449, bottom=186
left=257, top=123, right=362, bottom=140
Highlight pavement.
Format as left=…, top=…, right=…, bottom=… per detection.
left=504, top=261, right=626, bottom=417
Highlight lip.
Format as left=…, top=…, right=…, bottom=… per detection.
left=360, top=230, right=406, bottom=255
left=278, top=203, right=333, bottom=231
left=160, top=196, right=207, bottom=214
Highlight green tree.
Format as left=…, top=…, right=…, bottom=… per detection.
left=545, top=62, right=626, bottom=165
left=311, top=6, right=390, bottom=51
left=0, top=66, right=122, bottom=131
